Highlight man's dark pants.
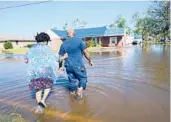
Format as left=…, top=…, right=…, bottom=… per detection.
left=65, top=65, right=87, bottom=92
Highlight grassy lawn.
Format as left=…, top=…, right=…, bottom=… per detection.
left=0, top=47, right=101, bottom=54
left=1, top=48, right=29, bottom=54
left=0, top=42, right=169, bottom=54
left=87, top=46, right=102, bottom=51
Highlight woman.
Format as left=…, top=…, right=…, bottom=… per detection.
left=25, top=32, right=67, bottom=113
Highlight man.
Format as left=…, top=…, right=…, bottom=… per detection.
left=59, top=28, right=93, bottom=99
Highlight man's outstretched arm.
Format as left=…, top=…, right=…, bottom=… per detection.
left=83, top=48, right=93, bottom=66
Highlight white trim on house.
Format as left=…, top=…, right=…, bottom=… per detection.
left=46, top=29, right=61, bottom=39
left=99, top=37, right=102, bottom=44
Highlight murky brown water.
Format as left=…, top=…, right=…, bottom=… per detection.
left=0, top=45, right=170, bottom=122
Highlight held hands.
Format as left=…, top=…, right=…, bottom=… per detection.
left=63, top=53, right=68, bottom=60
left=57, top=67, right=64, bottom=74
left=59, top=53, right=68, bottom=62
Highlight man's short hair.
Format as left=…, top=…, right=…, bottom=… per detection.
left=67, top=28, right=75, bottom=37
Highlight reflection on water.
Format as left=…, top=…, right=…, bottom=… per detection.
left=0, top=45, right=170, bottom=122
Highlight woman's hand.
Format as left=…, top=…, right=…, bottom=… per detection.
left=57, top=67, right=64, bottom=74
left=25, top=59, right=28, bottom=63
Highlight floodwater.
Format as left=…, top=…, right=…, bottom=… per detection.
left=0, top=45, right=170, bottom=122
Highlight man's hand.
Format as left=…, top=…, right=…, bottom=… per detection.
left=83, top=49, right=93, bottom=66
left=88, top=60, right=93, bottom=66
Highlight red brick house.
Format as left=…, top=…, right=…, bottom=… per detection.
left=47, top=26, right=126, bottom=52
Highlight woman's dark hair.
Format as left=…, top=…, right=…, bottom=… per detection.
left=35, top=32, right=51, bottom=43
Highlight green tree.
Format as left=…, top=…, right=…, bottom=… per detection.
left=110, top=15, right=132, bottom=35
left=4, top=41, right=13, bottom=49
left=126, top=26, right=132, bottom=35
left=133, top=16, right=154, bottom=41
left=147, top=1, right=170, bottom=43
left=63, top=23, right=68, bottom=30
left=109, top=15, right=127, bottom=28
left=133, top=1, right=170, bottom=43
left=72, top=19, right=87, bottom=29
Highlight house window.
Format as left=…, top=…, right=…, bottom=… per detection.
left=110, top=37, right=117, bottom=44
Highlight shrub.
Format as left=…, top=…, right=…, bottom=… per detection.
left=26, top=44, right=34, bottom=48
left=88, top=40, right=96, bottom=47
left=4, top=41, right=13, bottom=49
left=96, top=44, right=102, bottom=47
left=85, top=41, right=91, bottom=47
left=86, top=40, right=102, bottom=48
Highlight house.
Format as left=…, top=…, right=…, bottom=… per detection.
left=46, top=26, right=126, bottom=52
left=124, top=35, right=134, bottom=45
left=0, top=40, right=35, bottom=49
left=0, top=35, right=35, bottom=49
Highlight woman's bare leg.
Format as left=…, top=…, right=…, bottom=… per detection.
left=35, top=89, right=44, bottom=114
left=41, top=88, right=51, bottom=106
left=36, top=89, right=42, bottom=103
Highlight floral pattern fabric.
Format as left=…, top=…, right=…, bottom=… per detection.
left=25, top=43, right=59, bottom=84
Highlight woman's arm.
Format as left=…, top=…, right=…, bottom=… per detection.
left=59, top=53, right=68, bottom=62
left=24, top=53, right=29, bottom=63
left=58, top=53, right=68, bottom=69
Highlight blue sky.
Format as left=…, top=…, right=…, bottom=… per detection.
left=0, top=1, right=150, bottom=39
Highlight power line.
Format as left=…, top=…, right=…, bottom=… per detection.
left=0, top=0, right=52, bottom=11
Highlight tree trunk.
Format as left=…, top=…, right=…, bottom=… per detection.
left=164, top=36, right=166, bottom=44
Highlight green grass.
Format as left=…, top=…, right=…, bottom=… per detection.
left=87, top=47, right=101, bottom=51
left=0, top=42, right=169, bottom=54
left=1, top=48, right=29, bottom=54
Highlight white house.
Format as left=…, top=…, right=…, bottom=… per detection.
left=46, top=29, right=63, bottom=53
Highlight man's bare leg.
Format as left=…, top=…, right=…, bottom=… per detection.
left=76, top=87, right=83, bottom=99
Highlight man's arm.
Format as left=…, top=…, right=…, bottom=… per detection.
left=79, top=39, right=93, bottom=66
left=83, top=48, right=93, bottom=66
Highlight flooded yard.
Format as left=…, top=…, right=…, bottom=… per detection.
left=0, top=45, right=170, bottom=122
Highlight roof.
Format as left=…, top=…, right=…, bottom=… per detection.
left=104, top=28, right=125, bottom=36
left=74, top=26, right=106, bottom=38
left=0, top=34, right=34, bottom=41
left=51, top=26, right=125, bottom=39
left=51, top=29, right=68, bottom=39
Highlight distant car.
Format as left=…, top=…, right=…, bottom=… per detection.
left=132, top=38, right=142, bottom=45
left=133, top=34, right=143, bottom=45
